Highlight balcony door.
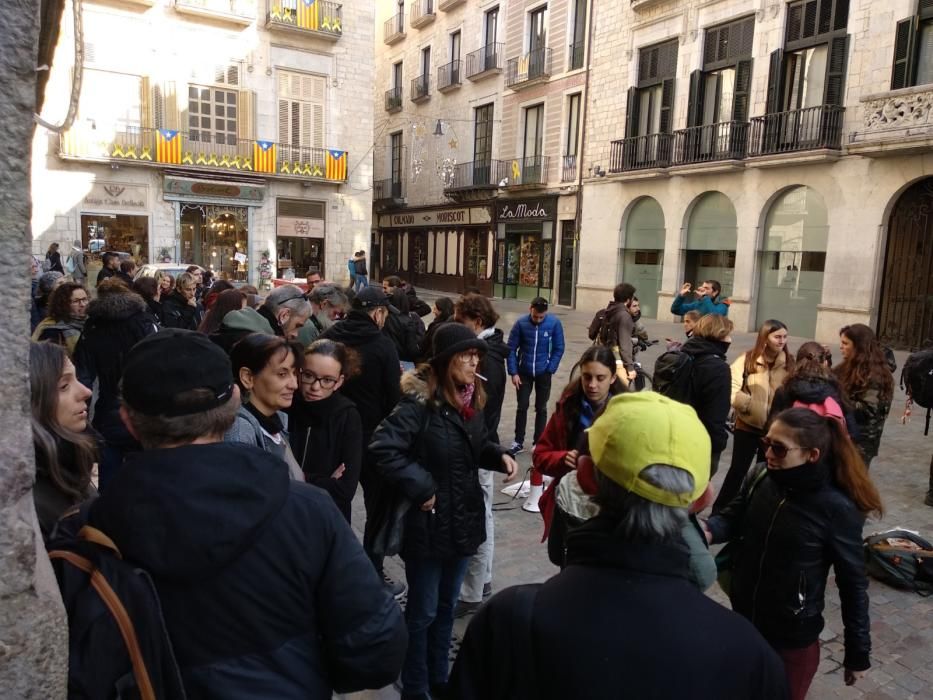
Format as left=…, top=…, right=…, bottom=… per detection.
left=528, top=5, right=548, bottom=78
left=449, top=31, right=461, bottom=83
left=522, top=104, right=544, bottom=183
left=390, top=131, right=403, bottom=197
left=484, top=7, right=499, bottom=69
left=473, top=103, right=494, bottom=186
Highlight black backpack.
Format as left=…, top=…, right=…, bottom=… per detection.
left=864, top=529, right=933, bottom=596
left=901, top=349, right=933, bottom=409
left=652, top=351, right=694, bottom=403
left=48, top=519, right=187, bottom=700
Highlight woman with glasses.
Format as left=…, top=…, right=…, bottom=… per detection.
left=288, top=339, right=363, bottom=523
left=834, top=324, right=894, bottom=468
left=369, top=323, right=518, bottom=700
left=705, top=407, right=881, bottom=698
left=161, top=271, right=201, bottom=330
left=31, top=282, right=89, bottom=358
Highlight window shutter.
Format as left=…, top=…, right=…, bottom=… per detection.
left=732, top=59, right=753, bottom=122
left=891, top=17, right=917, bottom=90
left=237, top=89, right=255, bottom=141
left=312, top=104, right=324, bottom=148
left=624, top=86, right=639, bottom=138
left=659, top=78, right=674, bottom=134
left=154, top=82, right=178, bottom=130
left=765, top=49, right=783, bottom=114
left=278, top=98, right=290, bottom=145
left=823, top=34, right=849, bottom=106
left=140, top=76, right=152, bottom=129
left=686, top=70, right=703, bottom=128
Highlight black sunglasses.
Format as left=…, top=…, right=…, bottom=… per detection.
left=760, top=437, right=809, bottom=459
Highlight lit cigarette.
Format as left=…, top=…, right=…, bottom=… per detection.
left=475, top=373, right=488, bottom=381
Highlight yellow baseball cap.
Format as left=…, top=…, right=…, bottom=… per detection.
left=586, top=393, right=711, bottom=507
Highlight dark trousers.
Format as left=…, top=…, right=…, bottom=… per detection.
left=359, top=450, right=386, bottom=574
left=401, top=555, right=469, bottom=695
left=776, top=641, right=820, bottom=700
left=712, top=427, right=763, bottom=513
left=514, top=372, right=552, bottom=445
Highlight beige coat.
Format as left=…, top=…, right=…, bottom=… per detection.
left=730, top=351, right=790, bottom=431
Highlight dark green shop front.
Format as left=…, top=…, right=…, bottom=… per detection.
left=494, top=196, right=557, bottom=302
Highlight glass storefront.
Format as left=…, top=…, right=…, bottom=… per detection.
left=180, top=204, right=249, bottom=281
left=81, top=213, right=149, bottom=264
left=684, top=191, right=737, bottom=298
left=621, top=197, right=665, bottom=318
left=276, top=199, right=326, bottom=279
left=756, top=186, right=827, bottom=337
left=495, top=224, right=554, bottom=301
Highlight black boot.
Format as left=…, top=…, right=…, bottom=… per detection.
left=925, top=454, right=933, bottom=507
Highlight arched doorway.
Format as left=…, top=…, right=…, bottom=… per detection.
left=756, top=186, right=827, bottom=338
left=879, top=178, right=933, bottom=349
left=684, top=192, right=736, bottom=299
left=621, top=197, right=664, bottom=318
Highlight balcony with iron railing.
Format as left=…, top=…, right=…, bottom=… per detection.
left=608, top=133, right=673, bottom=173
left=506, top=47, right=552, bottom=89
left=438, top=0, right=464, bottom=9
left=266, top=0, right=342, bottom=40
left=174, top=0, right=256, bottom=24
left=748, top=105, right=845, bottom=157
left=59, top=125, right=349, bottom=182
left=411, top=74, right=430, bottom=103
left=384, top=13, right=405, bottom=44
left=384, top=86, right=403, bottom=113
left=466, top=43, right=503, bottom=81
left=438, top=60, right=462, bottom=92
left=374, top=177, right=405, bottom=203
left=504, top=155, right=550, bottom=187
left=445, top=159, right=507, bottom=192
left=410, top=0, right=435, bottom=29
left=568, top=41, right=585, bottom=71
left=561, top=154, right=577, bottom=182
left=671, top=122, right=749, bottom=166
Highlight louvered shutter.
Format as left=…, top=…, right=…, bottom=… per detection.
left=686, top=70, right=703, bottom=128
left=237, top=90, right=255, bottom=141
left=154, top=82, right=178, bottom=130
left=140, top=76, right=152, bottom=129
left=766, top=49, right=784, bottom=113
left=823, top=34, right=849, bottom=106
left=659, top=78, right=674, bottom=134
left=732, top=59, right=753, bottom=122
left=891, top=17, right=917, bottom=90
left=624, top=86, right=639, bottom=138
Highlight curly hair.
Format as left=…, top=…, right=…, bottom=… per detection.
left=835, top=324, right=894, bottom=403
left=455, top=293, right=499, bottom=328
left=46, top=282, right=86, bottom=322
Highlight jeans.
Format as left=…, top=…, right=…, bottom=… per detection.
left=401, top=555, right=469, bottom=695
left=354, top=275, right=369, bottom=293
left=460, top=470, right=494, bottom=603
left=712, top=427, right=763, bottom=513
left=514, top=372, right=552, bottom=445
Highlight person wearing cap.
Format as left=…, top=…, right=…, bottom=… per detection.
left=321, top=285, right=404, bottom=595
left=80, top=329, right=407, bottom=698
left=506, top=297, right=565, bottom=456
left=369, top=322, right=518, bottom=700
left=257, top=284, right=313, bottom=341
left=449, top=393, right=789, bottom=700
left=208, top=306, right=276, bottom=355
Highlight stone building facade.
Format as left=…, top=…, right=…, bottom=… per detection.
left=577, top=0, right=933, bottom=348
left=32, top=0, right=374, bottom=288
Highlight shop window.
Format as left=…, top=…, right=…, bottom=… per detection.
left=276, top=199, right=325, bottom=279
left=683, top=192, right=737, bottom=299
left=82, top=214, right=149, bottom=264
left=621, top=196, right=665, bottom=318
left=180, top=205, right=248, bottom=281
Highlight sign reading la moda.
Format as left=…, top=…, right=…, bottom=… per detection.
left=496, top=198, right=556, bottom=221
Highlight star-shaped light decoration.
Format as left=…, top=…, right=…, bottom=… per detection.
left=448, top=138, right=458, bottom=150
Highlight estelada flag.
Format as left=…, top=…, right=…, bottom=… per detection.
left=254, top=141, right=277, bottom=173
left=298, top=0, right=320, bottom=30
left=326, top=150, right=347, bottom=180
left=156, top=129, right=181, bottom=164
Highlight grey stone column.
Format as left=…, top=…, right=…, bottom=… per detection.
left=0, top=0, right=68, bottom=696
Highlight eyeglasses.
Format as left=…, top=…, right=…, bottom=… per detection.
left=760, top=437, right=809, bottom=459
left=70, top=297, right=89, bottom=305
left=458, top=350, right=482, bottom=364
left=300, top=370, right=340, bottom=389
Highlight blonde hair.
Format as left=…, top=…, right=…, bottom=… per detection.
left=175, top=271, right=197, bottom=292
left=693, top=314, right=733, bottom=341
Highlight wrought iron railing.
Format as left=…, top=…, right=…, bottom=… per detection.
left=466, top=43, right=503, bottom=78
left=504, top=155, right=550, bottom=186
left=437, top=60, right=462, bottom=91
left=608, top=133, right=673, bottom=172
left=672, top=121, right=749, bottom=165
left=446, top=159, right=508, bottom=191
left=267, top=0, right=342, bottom=36
left=410, top=75, right=430, bottom=102
left=506, top=47, right=551, bottom=88
left=385, top=86, right=402, bottom=112
left=748, top=105, right=845, bottom=156
left=374, top=177, right=404, bottom=200
left=383, top=13, right=405, bottom=42
left=561, top=155, right=577, bottom=182
left=410, top=0, right=435, bottom=27
left=568, top=40, right=585, bottom=71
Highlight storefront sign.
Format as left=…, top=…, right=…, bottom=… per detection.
left=83, top=182, right=148, bottom=211
left=163, top=176, right=265, bottom=204
left=496, top=198, right=557, bottom=222
left=276, top=215, right=325, bottom=238
left=378, top=206, right=491, bottom=228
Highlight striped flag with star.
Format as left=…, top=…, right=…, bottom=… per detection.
left=253, top=140, right=277, bottom=173
left=156, top=129, right=182, bottom=164
left=325, top=149, right=347, bottom=180
left=297, top=0, right=320, bottom=30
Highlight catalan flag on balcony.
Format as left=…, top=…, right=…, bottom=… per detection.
left=326, top=149, right=347, bottom=180
left=297, top=0, right=320, bottom=30
left=156, top=129, right=182, bottom=164
left=254, top=140, right=277, bottom=173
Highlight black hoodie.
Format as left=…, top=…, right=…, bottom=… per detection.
left=89, top=442, right=407, bottom=698
left=321, top=310, right=401, bottom=441
left=768, top=375, right=856, bottom=436
left=680, top=337, right=732, bottom=454
left=481, top=327, right=509, bottom=444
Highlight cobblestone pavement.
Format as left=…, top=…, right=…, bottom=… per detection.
left=347, top=294, right=933, bottom=700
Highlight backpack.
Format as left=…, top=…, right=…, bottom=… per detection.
left=652, top=351, right=694, bottom=403
left=65, top=253, right=76, bottom=275
left=901, top=349, right=933, bottom=409
left=48, top=518, right=187, bottom=700
left=587, top=308, right=606, bottom=342
left=864, top=529, right=933, bottom=596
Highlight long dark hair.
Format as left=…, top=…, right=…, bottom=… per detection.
left=231, top=333, right=303, bottom=392
left=772, top=407, right=883, bottom=517
left=744, top=319, right=794, bottom=376
left=561, top=346, right=625, bottom=434
left=30, top=342, right=96, bottom=500
left=434, top=297, right=454, bottom=322
left=835, top=324, right=894, bottom=403
left=198, top=289, right=246, bottom=335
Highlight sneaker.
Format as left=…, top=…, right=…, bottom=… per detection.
left=482, top=582, right=492, bottom=598
left=383, top=573, right=407, bottom=600
left=454, top=599, right=482, bottom=618
left=510, top=441, right=525, bottom=454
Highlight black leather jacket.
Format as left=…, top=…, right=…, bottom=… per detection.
left=707, top=461, right=871, bottom=671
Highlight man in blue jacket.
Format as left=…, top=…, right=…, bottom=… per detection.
left=671, top=279, right=729, bottom=316
left=507, top=297, right=565, bottom=453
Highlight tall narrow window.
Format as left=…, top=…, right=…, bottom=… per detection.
left=393, top=62, right=403, bottom=89
left=523, top=103, right=544, bottom=159
left=565, top=93, right=580, bottom=157
left=570, top=0, right=586, bottom=70
left=529, top=6, right=547, bottom=52
left=421, top=46, right=431, bottom=79
left=390, top=131, right=403, bottom=196
left=624, top=39, right=677, bottom=168
left=474, top=103, right=493, bottom=164
left=277, top=72, right=325, bottom=161
left=450, top=31, right=461, bottom=62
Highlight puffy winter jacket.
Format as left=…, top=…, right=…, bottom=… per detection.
left=507, top=314, right=565, bottom=377
left=368, top=370, right=508, bottom=559
left=671, top=294, right=730, bottom=316
left=707, top=461, right=871, bottom=671
left=768, top=376, right=857, bottom=436
left=730, top=351, right=790, bottom=431
left=681, top=337, right=732, bottom=454
left=160, top=290, right=200, bottom=330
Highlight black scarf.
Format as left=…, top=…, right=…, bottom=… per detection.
left=243, top=400, right=284, bottom=435
left=766, top=459, right=831, bottom=492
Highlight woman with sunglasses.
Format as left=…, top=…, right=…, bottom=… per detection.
left=834, top=324, right=894, bottom=468
left=288, top=339, right=362, bottom=523
left=369, top=323, right=518, bottom=700
left=705, top=407, right=881, bottom=699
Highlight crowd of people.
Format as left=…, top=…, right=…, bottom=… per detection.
left=27, top=251, right=901, bottom=699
